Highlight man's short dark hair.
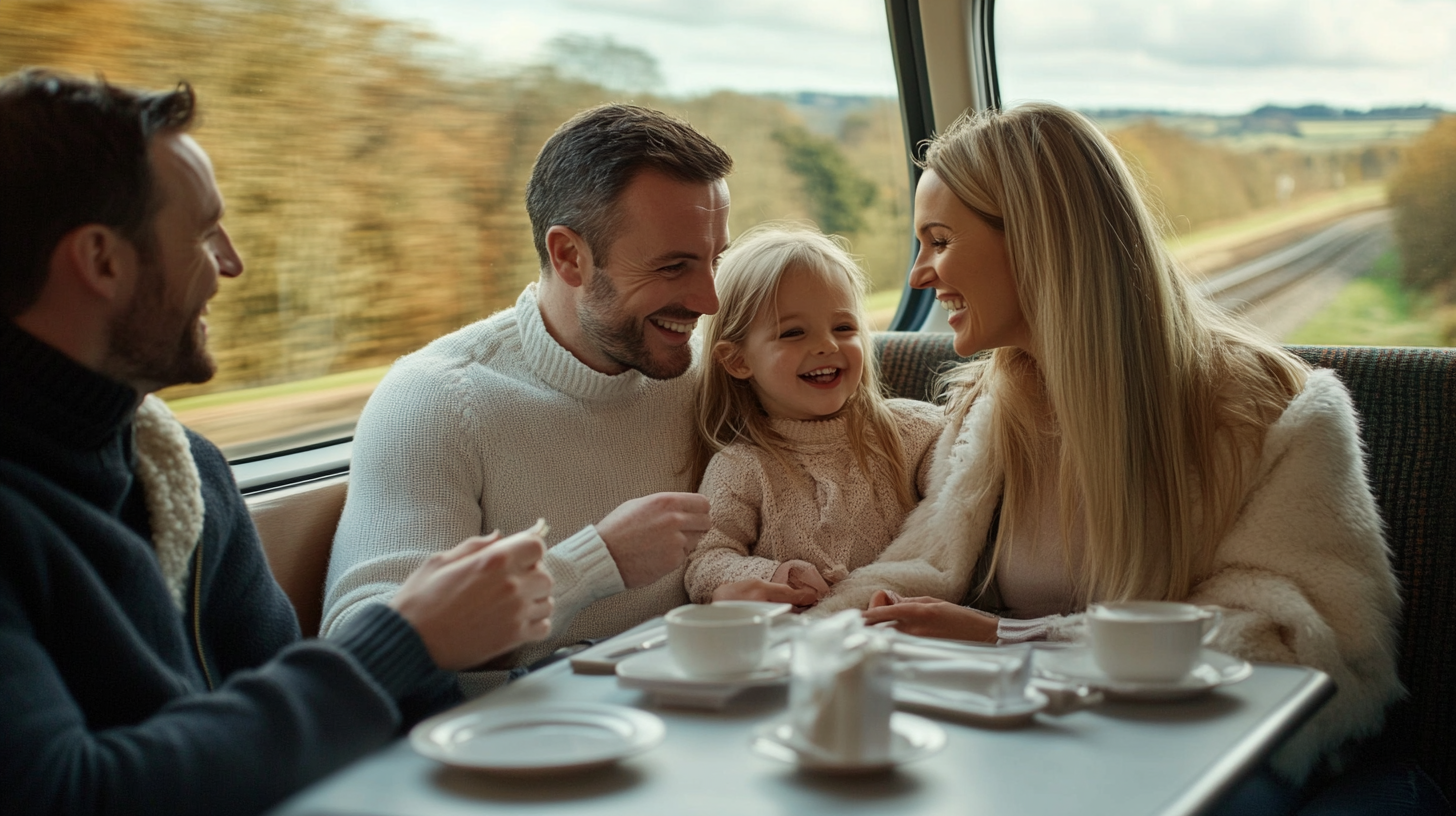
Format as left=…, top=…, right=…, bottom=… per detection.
left=0, top=69, right=196, bottom=318
left=525, top=104, right=733, bottom=271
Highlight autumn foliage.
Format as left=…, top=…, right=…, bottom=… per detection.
left=1388, top=116, right=1456, bottom=294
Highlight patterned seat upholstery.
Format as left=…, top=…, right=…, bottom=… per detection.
left=873, top=332, right=1456, bottom=800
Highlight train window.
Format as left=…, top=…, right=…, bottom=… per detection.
left=0, top=0, right=909, bottom=459
left=995, top=0, right=1456, bottom=349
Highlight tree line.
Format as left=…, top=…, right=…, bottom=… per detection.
left=1387, top=117, right=1456, bottom=344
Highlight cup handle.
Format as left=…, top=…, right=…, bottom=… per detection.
left=1198, top=605, right=1223, bottom=645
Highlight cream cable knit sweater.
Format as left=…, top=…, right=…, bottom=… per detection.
left=323, top=284, right=699, bottom=694
left=815, top=370, right=1403, bottom=783
left=684, top=399, right=944, bottom=603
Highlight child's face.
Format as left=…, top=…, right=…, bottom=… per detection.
left=724, top=267, right=865, bottom=421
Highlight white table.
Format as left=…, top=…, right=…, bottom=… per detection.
left=271, top=628, right=1332, bottom=816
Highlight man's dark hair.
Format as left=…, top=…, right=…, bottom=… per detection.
left=525, top=104, right=733, bottom=271
left=0, top=69, right=196, bottom=318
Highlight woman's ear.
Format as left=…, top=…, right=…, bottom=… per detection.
left=715, top=340, right=752, bottom=380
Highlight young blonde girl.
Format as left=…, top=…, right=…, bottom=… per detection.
left=684, top=224, right=944, bottom=606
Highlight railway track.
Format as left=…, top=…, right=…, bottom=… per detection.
left=1198, top=209, right=1393, bottom=311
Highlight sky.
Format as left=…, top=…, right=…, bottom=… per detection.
left=357, top=0, right=1456, bottom=114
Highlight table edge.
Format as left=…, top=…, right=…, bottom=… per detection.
left=1159, top=665, right=1336, bottom=816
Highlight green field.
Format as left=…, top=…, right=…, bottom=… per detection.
left=167, top=365, right=389, bottom=412
left=1288, top=251, right=1448, bottom=346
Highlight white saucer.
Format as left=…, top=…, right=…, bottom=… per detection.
left=1034, top=647, right=1253, bottom=701
left=616, top=645, right=790, bottom=689
left=750, top=712, right=947, bottom=773
left=410, top=702, right=665, bottom=775
left=894, top=683, right=1049, bottom=726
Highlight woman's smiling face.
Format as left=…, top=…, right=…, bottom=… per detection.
left=722, top=265, right=865, bottom=422
left=909, top=170, right=1029, bottom=357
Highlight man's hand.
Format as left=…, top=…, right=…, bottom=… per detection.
left=389, top=529, right=554, bottom=671
left=598, top=492, right=711, bottom=588
left=861, top=589, right=999, bottom=642
left=711, top=578, right=819, bottom=607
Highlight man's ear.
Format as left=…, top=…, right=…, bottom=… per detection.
left=51, top=224, right=138, bottom=305
left=544, top=225, right=593, bottom=288
left=715, top=340, right=753, bottom=380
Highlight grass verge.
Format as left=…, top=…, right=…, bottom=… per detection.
left=1287, top=251, right=1447, bottom=346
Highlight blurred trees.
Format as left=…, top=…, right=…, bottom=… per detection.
left=1111, top=120, right=1402, bottom=235
left=542, top=35, right=663, bottom=94
left=1388, top=117, right=1456, bottom=291
left=1387, top=115, right=1456, bottom=342
left=0, top=0, right=906, bottom=399
left=772, top=124, right=877, bottom=235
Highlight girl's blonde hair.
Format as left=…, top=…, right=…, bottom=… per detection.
left=925, top=103, right=1310, bottom=604
left=692, top=224, right=916, bottom=510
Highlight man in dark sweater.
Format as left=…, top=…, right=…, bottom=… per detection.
left=0, top=69, right=556, bottom=815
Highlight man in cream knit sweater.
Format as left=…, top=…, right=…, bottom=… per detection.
left=323, top=104, right=737, bottom=692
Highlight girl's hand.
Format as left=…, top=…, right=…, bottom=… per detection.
left=862, top=590, right=999, bottom=642
left=771, top=559, right=831, bottom=597
left=711, top=579, right=819, bottom=608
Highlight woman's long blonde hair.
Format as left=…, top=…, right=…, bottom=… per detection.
left=692, top=224, right=916, bottom=510
left=928, top=103, right=1310, bottom=603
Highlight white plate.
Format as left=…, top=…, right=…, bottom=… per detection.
left=750, top=712, right=947, bottom=774
left=616, top=644, right=791, bottom=690
left=894, top=683, right=1049, bottom=726
left=410, top=702, right=665, bottom=775
left=1034, top=647, right=1253, bottom=701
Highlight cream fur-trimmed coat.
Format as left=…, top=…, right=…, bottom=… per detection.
left=815, top=369, right=1403, bottom=783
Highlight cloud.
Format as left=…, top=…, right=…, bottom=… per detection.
left=1000, top=0, right=1453, bottom=69
left=356, top=0, right=897, bottom=95
left=996, top=0, right=1456, bottom=111
left=559, top=0, right=883, bottom=37
left=355, top=0, right=1456, bottom=107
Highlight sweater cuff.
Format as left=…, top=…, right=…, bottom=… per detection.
left=546, top=524, right=626, bottom=616
left=996, top=616, right=1050, bottom=644
left=996, top=613, right=1086, bottom=644
left=328, top=603, right=442, bottom=701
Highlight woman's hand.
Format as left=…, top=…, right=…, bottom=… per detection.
left=862, top=589, right=999, bottom=642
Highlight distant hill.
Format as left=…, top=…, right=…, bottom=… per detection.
left=761, top=91, right=890, bottom=138
left=1085, top=104, right=1449, bottom=146
left=760, top=92, right=1450, bottom=146
left=1087, top=104, right=1447, bottom=122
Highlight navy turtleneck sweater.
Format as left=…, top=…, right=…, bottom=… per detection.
left=0, top=320, right=457, bottom=815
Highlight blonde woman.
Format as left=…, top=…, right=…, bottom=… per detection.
left=685, top=225, right=943, bottom=608
left=812, top=104, right=1418, bottom=809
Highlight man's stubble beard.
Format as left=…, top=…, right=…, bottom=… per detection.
left=107, top=258, right=215, bottom=391
left=578, top=266, right=693, bottom=381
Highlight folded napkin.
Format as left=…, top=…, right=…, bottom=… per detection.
left=788, top=611, right=894, bottom=763
left=895, top=644, right=1033, bottom=703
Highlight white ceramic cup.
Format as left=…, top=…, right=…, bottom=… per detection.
left=1087, top=601, right=1223, bottom=683
left=665, top=604, right=770, bottom=678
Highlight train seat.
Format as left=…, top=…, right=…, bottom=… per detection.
left=245, top=474, right=347, bottom=638
left=874, top=332, right=1456, bottom=801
